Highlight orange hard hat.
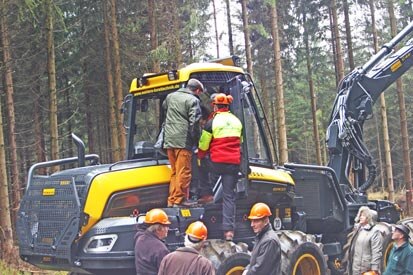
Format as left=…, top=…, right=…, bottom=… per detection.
left=362, top=271, right=377, bottom=275
left=144, top=209, right=171, bottom=225
left=248, top=203, right=272, bottom=220
left=185, top=221, right=208, bottom=241
left=212, top=93, right=233, bottom=105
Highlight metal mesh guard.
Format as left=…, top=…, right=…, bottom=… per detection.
left=17, top=175, right=82, bottom=262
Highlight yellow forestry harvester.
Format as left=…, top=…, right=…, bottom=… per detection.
left=17, top=22, right=413, bottom=275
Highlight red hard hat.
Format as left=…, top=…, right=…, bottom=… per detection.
left=185, top=221, right=208, bottom=240
left=212, top=93, right=233, bottom=105
left=248, top=203, right=272, bottom=220
left=144, top=209, right=171, bottom=225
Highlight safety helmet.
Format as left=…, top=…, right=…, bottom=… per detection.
left=185, top=221, right=208, bottom=241
left=144, top=209, right=171, bottom=225
left=212, top=93, right=233, bottom=105
left=362, top=271, right=377, bottom=275
left=248, top=202, right=272, bottom=220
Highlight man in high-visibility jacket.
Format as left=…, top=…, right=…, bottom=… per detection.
left=198, top=93, right=242, bottom=241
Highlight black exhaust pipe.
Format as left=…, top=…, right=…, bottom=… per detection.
left=72, top=133, right=85, bottom=167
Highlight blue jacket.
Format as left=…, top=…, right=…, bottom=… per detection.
left=383, top=241, right=413, bottom=275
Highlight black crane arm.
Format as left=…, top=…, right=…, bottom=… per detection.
left=326, top=21, right=413, bottom=194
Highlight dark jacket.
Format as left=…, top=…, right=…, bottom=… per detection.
left=162, top=88, right=201, bottom=150
left=383, top=241, right=413, bottom=275
left=158, top=246, right=215, bottom=275
left=134, top=229, right=169, bottom=275
left=245, top=224, right=281, bottom=275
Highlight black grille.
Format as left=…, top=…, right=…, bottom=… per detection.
left=190, top=71, right=241, bottom=84
left=17, top=176, right=82, bottom=262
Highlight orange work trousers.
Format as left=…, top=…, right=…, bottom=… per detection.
left=166, top=148, right=192, bottom=206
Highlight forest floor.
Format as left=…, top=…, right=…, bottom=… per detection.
left=0, top=259, right=66, bottom=275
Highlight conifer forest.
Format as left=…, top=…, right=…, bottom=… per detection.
left=1, top=0, right=413, bottom=268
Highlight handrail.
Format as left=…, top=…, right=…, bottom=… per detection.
left=26, top=154, right=100, bottom=191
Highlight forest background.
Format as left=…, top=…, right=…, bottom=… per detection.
left=1, top=0, right=413, bottom=269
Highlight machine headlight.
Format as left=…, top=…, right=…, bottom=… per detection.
left=84, top=234, right=118, bottom=253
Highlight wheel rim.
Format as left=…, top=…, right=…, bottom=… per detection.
left=383, top=242, right=394, bottom=269
left=225, top=266, right=245, bottom=275
left=293, top=253, right=321, bottom=275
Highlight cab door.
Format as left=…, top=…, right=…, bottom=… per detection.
left=227, top=75, right=275, bottom=195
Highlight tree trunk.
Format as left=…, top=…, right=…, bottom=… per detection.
left=171, top=0, right=182, bottom=67
left=34, top=94, right=46, bottom=174
left=342, top=0, right=354, bottom=70
left=369, top=0, right=385, bottom=193
left=224, top=0, right=234, bottom=55
left=212, top=0, right=220, bottom=58
left=148, top=0, right=160, bottom=72
left=269, top=1, right=288, bottom=164
left=46, top=0, right=59, bottom=171
left=330, top=0, right=345, bottom=84
left=0, top=0, right=15, bottom=256
left=259, top=73, right=275, bottom=157
left=362, top=0, right=395, bottom=200
left=104, top=0, right=120, bottom=162
left=369, top=0, right=394, bottom=201
left=0, top=94, right=14, bottom=259
left=240, top=0, right=253, bottom=76
left=388, top=0, right=412, bottom=212
left=83, top=65, right=95, bottom=155
left=303, top=11, right=322, bottom=165
left=109, top=0, right=125, bottom=159
left=61, top=75, right=73, bottom=159
left=374, top=116, right=385, bottom=192
left=1, top=0, right=21, bottom=215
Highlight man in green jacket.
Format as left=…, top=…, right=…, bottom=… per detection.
left=383, top=224, right=413, bottom=275
left=163, top=78, right=204, bottom=207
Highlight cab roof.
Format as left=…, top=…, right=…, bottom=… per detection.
left=129, top=59, right=244, bottom=95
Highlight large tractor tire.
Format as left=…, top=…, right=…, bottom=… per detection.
left=216, top=252, right=251, bottom=275
left=200, top=239, right=250, bottom=275
left=375, top=222, right=393, bottom=271
left=277, top=230, right=328, bottom=275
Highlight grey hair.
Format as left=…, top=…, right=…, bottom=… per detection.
left=147, top=223, right=164, bottom=233
left=187, top=79, right=204, bottom=92
left=184, top=235, right=204, bottom=251
left=354, top=206, right=376, bottom=226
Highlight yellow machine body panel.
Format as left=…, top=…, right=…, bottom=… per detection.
left=82, top=165, right=171, bottom=234
left=129, top=62, right=244, bottom=95
left=249, top=166, right=294, bottom=185
left=81, top=164, right=294, bottom=234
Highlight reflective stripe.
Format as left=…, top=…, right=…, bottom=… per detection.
left=212, top=112, right=242, bottom=138
left=199, top=130, right=212, bottom=151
